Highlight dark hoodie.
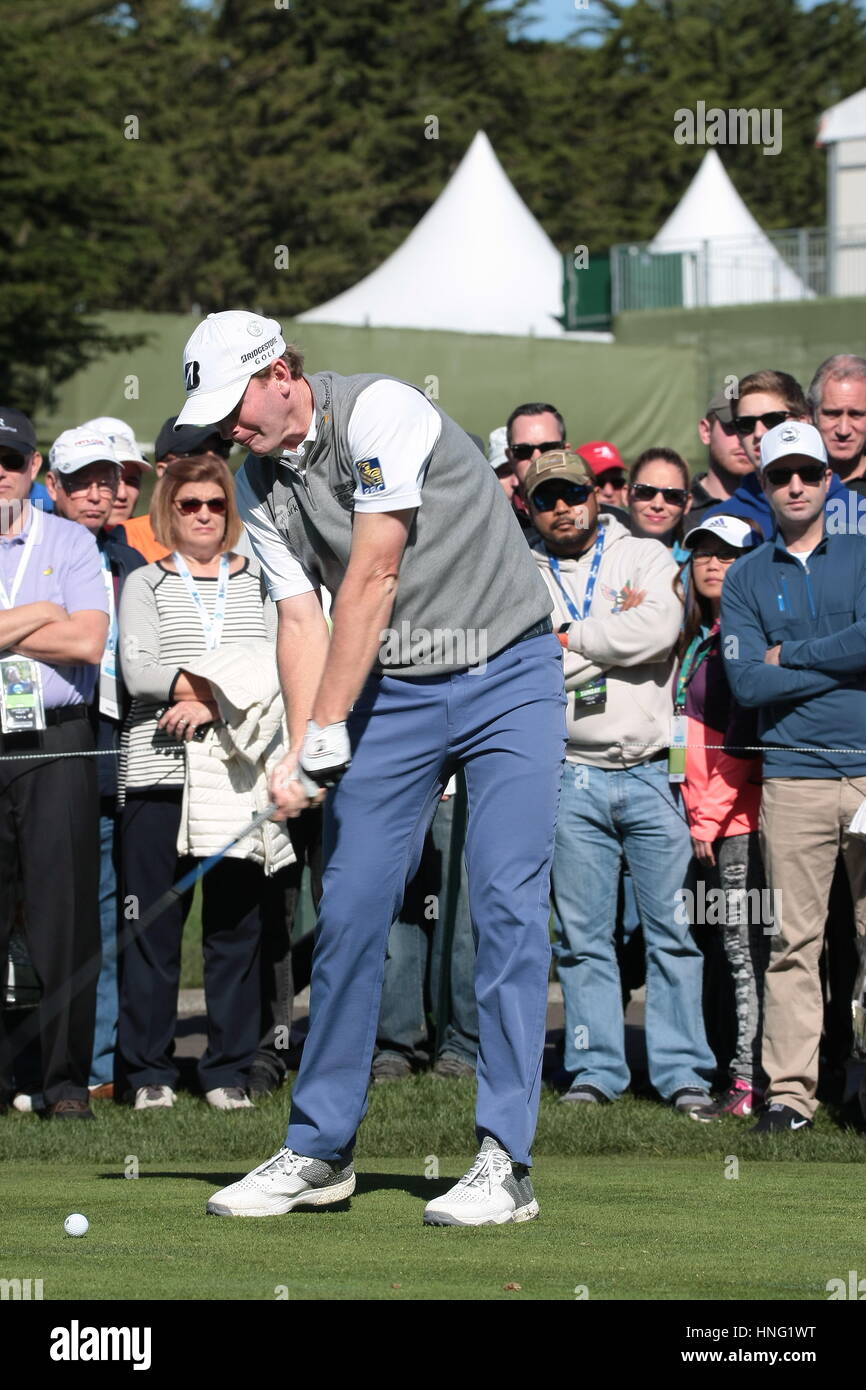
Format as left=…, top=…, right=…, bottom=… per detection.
left=703, top=470, right=861, bottom=540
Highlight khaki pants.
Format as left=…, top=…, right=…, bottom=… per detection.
left=760, top=777, right=866, bottom=1119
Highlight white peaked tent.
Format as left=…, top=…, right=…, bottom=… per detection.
left=297, top=131, right=575, bottom=338
left=649, top=151, right=811, bottom=306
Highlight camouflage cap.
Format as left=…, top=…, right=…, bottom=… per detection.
left=523, top=448, right=595, bottom=499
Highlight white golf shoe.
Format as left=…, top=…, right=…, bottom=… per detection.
left=133, top=1084, right=176, bottom=1109
left=207, top=1147, right=356, bottom=1217
left=205, top=1086, right=253, bottom=1111
left=423, top=1136, right=540, bottom=1227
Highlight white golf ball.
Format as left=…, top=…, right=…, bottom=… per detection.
left=64, top=1213, right=89, bottom=1238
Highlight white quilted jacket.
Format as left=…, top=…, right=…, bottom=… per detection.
left=175, top=640, right=296, bottom=876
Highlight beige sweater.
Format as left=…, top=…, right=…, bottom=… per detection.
left=531, top=515, right=682, bottom=768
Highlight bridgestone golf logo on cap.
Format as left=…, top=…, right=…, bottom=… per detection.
left=240, top=335, right=280, bottom=366
left=185, top=361, right=200, bottom=391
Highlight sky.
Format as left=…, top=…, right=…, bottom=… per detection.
left=503, top=0, right=832, bottom=43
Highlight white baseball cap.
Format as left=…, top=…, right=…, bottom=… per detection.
left=759, top=421, right=828, bottom=472
left=684, top=513, right=759, bottom=552
left=175, top=311, right=287, bottom=429
left=82, top=417, right=152, bottom=469
left=48, top=428, right=120, bottom=475
left=488, top=425, right=509, bottom=471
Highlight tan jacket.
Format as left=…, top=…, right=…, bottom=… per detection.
left=531, top=515, right=682, bottom=768
left=176, top=641, right=296, bottom=875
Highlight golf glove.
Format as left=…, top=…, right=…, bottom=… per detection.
left=299, top=719, right=352, bottom=787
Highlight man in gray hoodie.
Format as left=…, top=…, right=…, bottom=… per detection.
left=527, top=450, right=715, bottom=1110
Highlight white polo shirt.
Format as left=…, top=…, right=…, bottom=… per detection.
left=235, top=379, right=442, bottom=602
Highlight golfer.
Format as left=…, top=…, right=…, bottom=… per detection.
left=178, top=312, right=565, bottom=1226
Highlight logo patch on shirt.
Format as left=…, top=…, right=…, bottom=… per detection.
left=356, top=458, right=385, bottom=495
left=600, top=581, right=639, bottom=614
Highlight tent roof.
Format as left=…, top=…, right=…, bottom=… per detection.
left=817, top=87, right=866, bottom=145
left=296, top=131, right=568, bottom=338
left=652, top=150, right=770, bottom=246
left=649, top=150, right=810, bottom=305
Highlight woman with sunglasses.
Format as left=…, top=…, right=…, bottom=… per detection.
left=627, top=448, right=693, bottom=561
left=675, top=515, right=768, bottom=1122
left=117, top=456, right=277, bottom=1111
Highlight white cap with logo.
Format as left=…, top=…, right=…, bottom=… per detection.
left=759, top=421, right=828, bottom=472
left=684, top=513, right=759, bottom=552
left=175, top=311, right=287, bottom=429
left=49, top=428, right=120, bottom=475
left=82, top=417, right=151, bottom=469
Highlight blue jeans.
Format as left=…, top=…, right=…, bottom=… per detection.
left=89, top=805, right=119, bottom=1087
left=377, top=791, right=478, bottom=1066
left=285, top=632, right=566, bottom=1165
left=551, top=759, right=714, bottom=1099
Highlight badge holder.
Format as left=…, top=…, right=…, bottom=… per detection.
left=668, top=712, right=687, bottom=783
left=0, top=657, right=46, bottom=734
left=574, top=676, right=607, bottom=712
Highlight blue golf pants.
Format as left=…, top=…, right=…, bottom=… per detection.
left=285, top=631, right=566, bottom=1166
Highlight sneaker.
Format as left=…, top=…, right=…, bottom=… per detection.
left=670, top=1087, right=713, bottom=1113
left=433, top=1054, right=475, bottom=1080
left=690, top=1078, right=763, bottom=1122
left=371, top=1053, right=412, bottom=1084
left=133, top=1084, right=176, bottom=1110
left=46, top=1098, right=95, bottom=1120
left=205, top=1086, right=253, bottom=1110
left=422, top=1137, right=539, bottom=1227
left=207, top=1147, right=356, bottom=1217
left=750, top=1102, right=813, bottom=1134
left=560, top=1083, right=608, bottom=1104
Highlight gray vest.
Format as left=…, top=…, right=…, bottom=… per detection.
left=243, top=371, right=552, bottom=676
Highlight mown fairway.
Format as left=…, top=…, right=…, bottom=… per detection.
left=2, top=1082, right=864, bottom=1300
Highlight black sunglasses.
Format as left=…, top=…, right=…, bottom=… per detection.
left=0, top=453, right=29, bottom=473
left=175, top=496, right=228, bottom=515
left=531, top=482, right=592, bottom=512
left=597, top=471, right=627, bottom=487
left=509, top=441, right=563, bottom=463
left=630, top=482, right=689, bottom=507
left=733, top=411, right=791, bottom=437
left=764, top=464, right=826, bottom=487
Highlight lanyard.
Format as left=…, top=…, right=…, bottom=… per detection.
left=548, top=527, right=605, bottom=622
left=674, top=622, right=718, bottom=710
left=172, top=552, right=230, bottom=651
left=99, top=550, right=117, bottom=652
left=0, top=506, right=42, bottom=610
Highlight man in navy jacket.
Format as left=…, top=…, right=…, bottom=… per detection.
left=721, top=420, right=866, bottom=1133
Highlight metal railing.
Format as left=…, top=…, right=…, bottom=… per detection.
left=609, top=225, right=866, bottom=313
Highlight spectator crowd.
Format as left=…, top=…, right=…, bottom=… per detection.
left=2, top=351, right=866, bottom=1133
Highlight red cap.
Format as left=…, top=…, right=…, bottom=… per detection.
left=576, top=441, right=625, bottom=477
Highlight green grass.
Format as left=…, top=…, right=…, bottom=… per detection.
left=2, top=1151, right=860, bottom=1301
left=3, top=1081, right=865, bottom=1164
left=2, top=1082, right=864, bottom=1299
